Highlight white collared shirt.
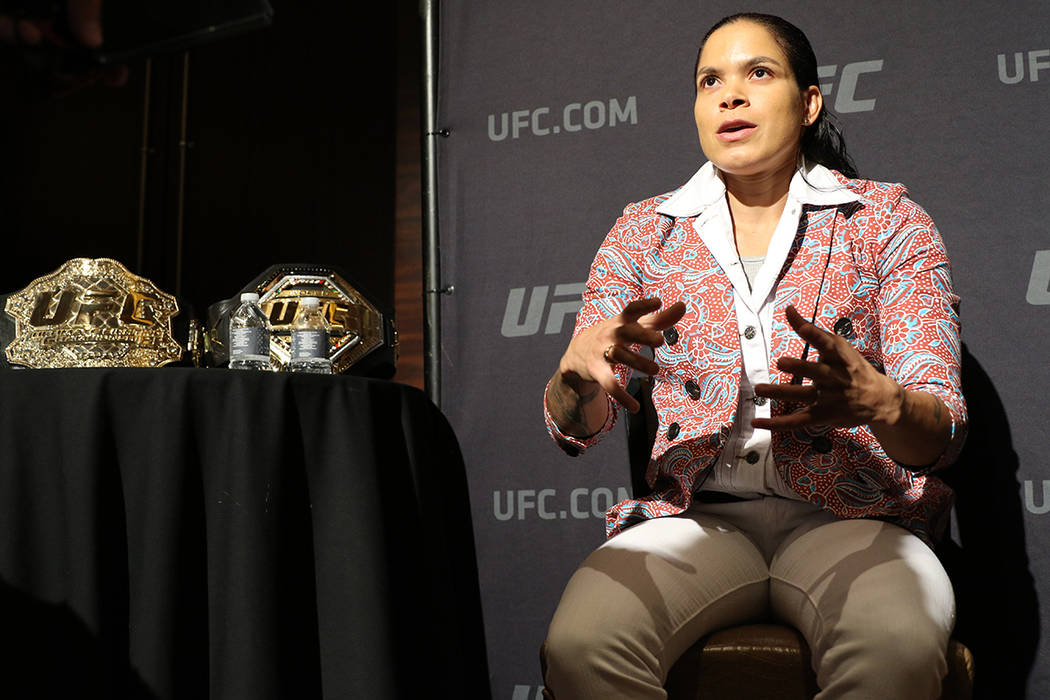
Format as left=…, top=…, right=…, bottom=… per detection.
left=655, top=161, right=860, bottom=499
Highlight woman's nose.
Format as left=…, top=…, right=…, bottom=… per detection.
left=721, top=91, right=747, bottom=109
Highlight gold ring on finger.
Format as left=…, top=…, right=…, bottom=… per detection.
left=603, top=345, right=616, bottom=363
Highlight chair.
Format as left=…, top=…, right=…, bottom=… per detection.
left=539, top=623, right=973, bottom=700
left=624, top=377, right=974, bottom=699
left=664, top=623, right=974, bottom=700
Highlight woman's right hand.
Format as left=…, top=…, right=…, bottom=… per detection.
left=557, top=297, right=687, bottom=413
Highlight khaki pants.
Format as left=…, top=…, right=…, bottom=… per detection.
left=543, top=497, right=955, bottom=699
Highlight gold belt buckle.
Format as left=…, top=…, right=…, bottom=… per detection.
left=4, top=258, right=183, bottom=368
left=205, top=264, right=396, bottom=375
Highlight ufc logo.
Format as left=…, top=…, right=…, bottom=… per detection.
left=501, top=283, right=585, bottom=338
left=818, top=60, right=883, bottom=113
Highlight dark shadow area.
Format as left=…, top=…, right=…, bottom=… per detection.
left=0, top=577, right=157, bottom=700
left=938, top=343, right=1040, bottom=699
left=0, top=0, right=397, bottom=316
left=626, top=376, right=659, bottom=499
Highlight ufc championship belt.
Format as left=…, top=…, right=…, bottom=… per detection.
left=205, top=264, right=397, bottom=378
left=1, top=258, right=186, bottom=369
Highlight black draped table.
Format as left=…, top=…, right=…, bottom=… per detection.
left=0, top=368, right=490, bottom=699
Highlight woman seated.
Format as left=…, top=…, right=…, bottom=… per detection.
left=542, top=12, right=965, bottom=700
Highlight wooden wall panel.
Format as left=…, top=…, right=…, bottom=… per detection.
left=393, top=1, right=424, bottom=391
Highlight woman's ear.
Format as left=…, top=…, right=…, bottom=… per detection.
left=802, top=85, right=823, bottom=126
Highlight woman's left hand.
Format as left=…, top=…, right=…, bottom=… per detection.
left=751, top=305, right=903, bottom=431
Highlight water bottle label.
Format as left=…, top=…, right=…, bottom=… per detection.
left=292, top=329, right=328, bottom=360
left=231, top=327, right=269, bottom=360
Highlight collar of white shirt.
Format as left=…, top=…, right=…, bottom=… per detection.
left=655, top=160, right=860, bottom=218
left=655, top=161, right=860, bottom=314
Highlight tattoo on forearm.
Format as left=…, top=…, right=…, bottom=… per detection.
left=550, top=375, right=602, bottom=435
left=578, top=385, right=601, bottom=403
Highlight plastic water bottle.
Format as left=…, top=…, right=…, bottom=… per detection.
left=288, top=297, right=332, bottom=374
left=229, top=293, right=272, bottom=370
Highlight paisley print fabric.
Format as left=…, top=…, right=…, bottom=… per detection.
left=544, top=169, right=966, bottom=547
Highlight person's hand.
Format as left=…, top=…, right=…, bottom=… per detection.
left=66, top=0, right=103, bottom=47
left=557, top=297, right=687, bottom=413
left=0, top=0, right=126, bottom=94
left=751, top=305, right=902, bottom=431
left=0, top=0, right=101, bottom=47
left=0, top=10, right=38, bottom=45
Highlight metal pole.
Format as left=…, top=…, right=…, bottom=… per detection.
left=421, top=0, right=442, bottom=406
left=174, top=51, right=191, bottom=299
left=135, top=59, right=153, bottom=274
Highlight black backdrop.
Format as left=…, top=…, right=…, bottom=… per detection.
left=0, top=0, right=397, bottom=319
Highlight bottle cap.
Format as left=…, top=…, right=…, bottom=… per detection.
left=240, top=292, right=260, bottom=302
left=301, top=297, right=320, bottom=307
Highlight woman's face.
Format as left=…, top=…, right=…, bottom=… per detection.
left=693, top=21, right=821, bottom=178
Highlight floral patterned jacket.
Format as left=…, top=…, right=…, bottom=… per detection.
left=544, top=169, right=966, bottom=547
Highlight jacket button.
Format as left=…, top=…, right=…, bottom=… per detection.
left=744, top=450, right=760, bottom=464
left=812, top=436, right=833, bottom=453
left=833, top=317, right=855, bottom=339
left=663, top=326, right=679, bottom=345
left=684, top=380, right=701, bottom=400
left=667, top=422, right=681, bottom=440
left=743, top=325, right=757, bottom=340
left=752, top=396, right=767, bottom=406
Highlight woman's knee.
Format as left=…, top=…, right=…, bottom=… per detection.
left=771, top=518, right=954, bottom=698
left=817, top=618, right=949, bottom=699
left=542, top=515, right=769, bottom=696
left=542, top=561, right=665, bottom=694
left=543, top=597, right=665, bottom=698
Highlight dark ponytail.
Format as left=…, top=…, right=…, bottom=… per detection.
left=696, top=13, right=858, bottom=179
left=800, top=108, right=857, bottom=179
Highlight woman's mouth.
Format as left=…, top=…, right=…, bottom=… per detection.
left=717, top=120, right=757, bottom=142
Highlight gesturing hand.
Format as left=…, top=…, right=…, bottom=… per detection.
left=751, top=305, right=902, bottom=431
left=558, top=297, right=687, bottom=413
left=0, top=0, right=127, bottom=95
left=1, top=0, right=103, bottom=47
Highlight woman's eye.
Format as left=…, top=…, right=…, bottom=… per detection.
left=753, top=67, right=770, bottom=78
left=700, top=75, right=718, bottom=88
